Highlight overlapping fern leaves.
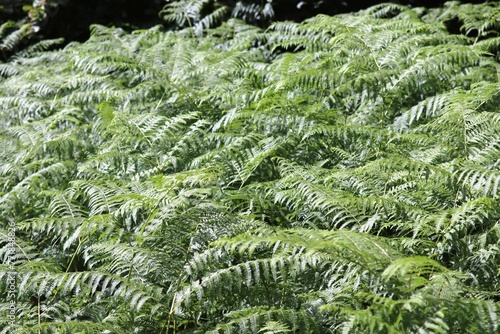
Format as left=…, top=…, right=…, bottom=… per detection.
left=1, top=2, right=499, bottom=333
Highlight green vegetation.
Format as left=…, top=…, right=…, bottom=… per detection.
left=1, top=2, right=500, bottom=333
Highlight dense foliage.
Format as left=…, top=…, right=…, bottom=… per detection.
left=1, top=2, right=500, bottom=333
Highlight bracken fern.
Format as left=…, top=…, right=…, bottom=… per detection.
left=1, top=2, right=499, bottom=333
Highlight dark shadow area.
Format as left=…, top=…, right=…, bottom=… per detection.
left=272, top=0, right=491, bottom=22
left=41, top=0, right=164, bottom=43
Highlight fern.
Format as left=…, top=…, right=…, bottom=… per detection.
left=1, top=2, right=500, bottom=333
